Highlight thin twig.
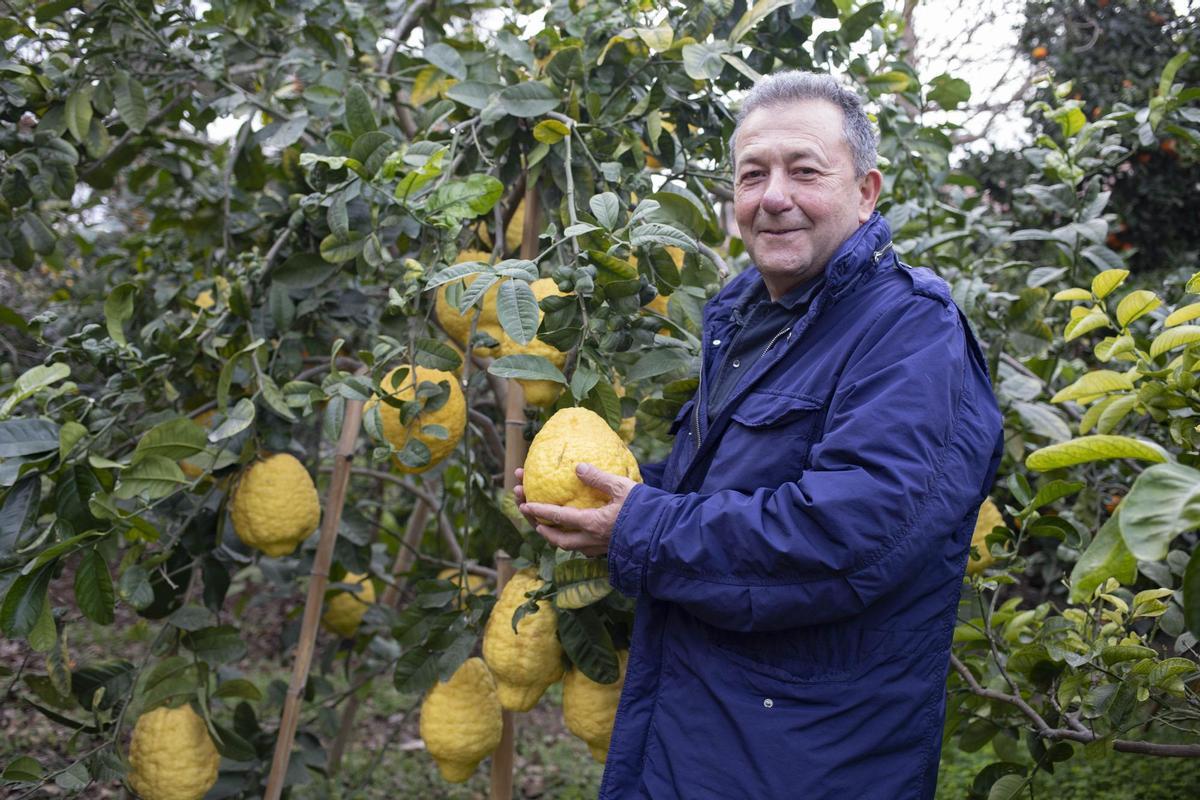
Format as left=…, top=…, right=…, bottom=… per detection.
left=381, top=0, right=434, bottom=75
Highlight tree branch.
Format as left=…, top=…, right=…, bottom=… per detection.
left=381, top=0, right=434, bottom=75
left=949, top=654, right=1200, bottom=757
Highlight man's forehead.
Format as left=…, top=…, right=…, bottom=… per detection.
left=734, top=99, right=847, bottom=160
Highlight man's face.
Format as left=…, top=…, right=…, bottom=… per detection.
left=733, top=99, right=882, bottom=299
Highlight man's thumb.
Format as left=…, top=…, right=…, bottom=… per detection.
left=576, top=462, right=617, bottom=494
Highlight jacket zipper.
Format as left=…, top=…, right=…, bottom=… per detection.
left=693, top=357, right=703, bottom=450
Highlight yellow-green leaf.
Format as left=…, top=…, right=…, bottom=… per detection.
left=411, top=66, right=456, bottom=107
left=1094, top=335, right=1134, bottom=362
left=634, top=26, right=673, bottom=52
left=866, top=70, right=911, bottom=92
left=1053, top=288, right=1092, bottom=302
left=1064, top=309, right=1109, bottom=341
left=532, top=119, right=570, bottom=144
left=1150, top=325, right=1200, bottom=359
left=1026, top=435, right=1167, bottom=472
left=729, top=0, right=792, bottom=43
left=1096, top=394, right=1139, bottom=435
left=1165, top=302, right=1200, bottom=327
left=1091, top=269, right=1130, bottom=300
left=1051, top=370, right=1135, bottom=404
left=1115, top=290, right=1161, bottom=328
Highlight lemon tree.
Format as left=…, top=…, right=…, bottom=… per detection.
left=1, top=0, right=1198, bottom=797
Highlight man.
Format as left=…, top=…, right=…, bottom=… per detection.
left=516, top=71, right=1003, bottom=799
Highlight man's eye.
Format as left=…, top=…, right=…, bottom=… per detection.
left=793, top=168, right=816, bottom=177
left=740, top=171, right=764, bottom=181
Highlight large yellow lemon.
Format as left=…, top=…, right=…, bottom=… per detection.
left=320, top=572, right=376, bottom=638
left=523, top=407, right=641, bottom=509
left=563, top=650, right=629, bottom=763
left=127, top=704, right=220, bottom=800
left=230, top=453, right=321, bottom=557
left=497, top=277, right=572, bottom=408
left=481, top=568, right=563, bottom=711
left=367, top=366, right=465, bottom=474
left=419, top=657, right=503, bottom=782
left=967, top=498, right=1005, bottom=576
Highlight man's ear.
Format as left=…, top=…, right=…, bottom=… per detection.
left=857, top=169, right=884, bottom=222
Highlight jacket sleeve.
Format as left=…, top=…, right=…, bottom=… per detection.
left=638, top=459, right=667, bottom=489
left=607, top=296, right=999, bottom=632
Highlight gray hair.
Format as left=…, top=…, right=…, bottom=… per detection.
left=730, top=71, right=878, bottom=178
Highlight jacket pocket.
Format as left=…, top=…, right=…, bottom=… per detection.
left=707, top=392, right=825, bottom=491
left=668, top=398, right=696, bottom=435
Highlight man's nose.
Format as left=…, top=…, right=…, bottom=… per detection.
left=759, top=170, right=793, bottom=214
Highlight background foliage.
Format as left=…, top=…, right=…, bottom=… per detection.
left=1, top=0, right=1199, bottom=797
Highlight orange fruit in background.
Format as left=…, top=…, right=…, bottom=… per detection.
left=1031, top=46, right=1048, bottom=60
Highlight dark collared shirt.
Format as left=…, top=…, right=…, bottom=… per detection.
left=707, top=273, right=824, bottom=421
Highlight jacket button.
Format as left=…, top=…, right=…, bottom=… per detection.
left=712, top=339, right=721, bottom=346
left=763, top=698, right=774, bottom=709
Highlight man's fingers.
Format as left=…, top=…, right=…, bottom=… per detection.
left=521, top=502, right=588, bottom=531
left=535, top=524, right=602, bottom=553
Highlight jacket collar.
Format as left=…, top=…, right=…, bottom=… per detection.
left=709, top=211, right=894, bottom=323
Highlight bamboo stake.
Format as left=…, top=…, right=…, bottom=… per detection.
left=264, top=390, right=366, bottom=800
left=489, top=551, right=517, bottom=800
left=489, top=174, right=540, bottom=800
left=327, top=500, right=433, bottom=775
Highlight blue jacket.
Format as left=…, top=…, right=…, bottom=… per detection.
left=601, top=213, right=1003, bottom=799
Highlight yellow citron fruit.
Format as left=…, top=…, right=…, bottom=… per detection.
left=127, top=704, right=220, bottom=800
left=435, top=250, right=503, bottom=356
left=367, top=366, right=466, bottom=474
left=563, top=650, right=629, bottom=763
left=179, top=410, right=216, bottom=480
left=321, top=572, right=376, bottom=638
left=612, top=378, right=636, bottom=444
left=230, top=453, right=321, bottom=557
left=476, top=198, right=526, bottom=254
left=437, top=567, right=489, bottom=608
left=967, top=498, right=1004, bottom=576
left=498, top=278, right=571, bottom=408
left=523, top=407, right=642, bottom=509
left=419, top=656, right=503, bottom=782
left=482, top=568, right=564, bottom=711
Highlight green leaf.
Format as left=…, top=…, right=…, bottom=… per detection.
left=630, top=222, right=696, bottom=252
left=111, top=74, right=147, bottom=133
left=533, top=118, right=570, bottom=144
left=0, top=477, right=40, bottom=557
left=634, top=25, right=674, bottom=51
left=74, top=549, right=115, bottom=625
left=1053, top=288, right=1092, bottom=302
left=0, top=418, right=59, bottom=456
left=1119, top=462, right=1200, bottom=561
left=445, top=81, right=500, bottom=110
left=214, top=678, right=263, bottom=701
left=113, top=455, right=187, bottom=501
left=118, top=566, right=154, bottom=610
left=413, top=337, right=463, bottom=372
left=1022, top=480, right=1085, bottom=515
left=1025, top=435, right=1167, bottom=471
left=987, top=774, right=1026, bottom=800
left=1091, top=269, right=1129, bottom=299
left=104, top=283, right=137, bottom=346
left=319, top=232, right=365, bottom=264
left=627, top=348, right=692, bottom=382
left=1096, top=394, right=1138, bottom=435
left=589, top=192, right=620, bottom=229
left=183, top=625, right=247, bottom=665
left=553, top=558, right=613, bottom=609
left=0, top=362, right=71, bottom=418
left=729, top=0, right=791, bottom=42
left=1070, top=511, right=1137, bottom=602
left=1150, top=325, right=1200, bottom=359
left=496, top=279, right=540, bottom=344
left=132, top=418, right=207, bottom=464
left=681, top=42, right=728, bottom=80
left=586, top=250, right=638, bottom=287
left=928, top=74, right=971, bottom=109
left=65, top=89, right=93, bottom=143
left=59, top=420, right=87, bottom=461
left=425, top=174, right=503, bottom=221
left=497, top=82, right=560, bottom=117
left=0, top=565, right=53, bottom=638
left=423, top=42, right=466, bottom=80
left=273, top=252, right=338, bottom=289
left=393, top=646, right=443, bottom=695
left=1115, top=289, right=1161, bottom=327
left=209, top=397, right=255, bottom=441
left=1183, top=547, right=1200, bottom=639
left=343, top=85, right=377, bottom=137
left=72, top=660, right=135, bottom=711
left=1049, top=370, right=1134, bottom=403
left=488, top=355, right=566, bottom=384
left=556, top=605, right=619, bottom=684
left=2, top=755, right=42, bottom=783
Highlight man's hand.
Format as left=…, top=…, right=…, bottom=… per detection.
left=514, top=464, right=638, bottom=557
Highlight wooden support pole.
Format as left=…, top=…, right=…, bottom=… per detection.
left=264, top=390, right=365, bottom=800
left=489, top=551, right=517, bottom=800
left=489, top=175, right=540, bottom=800
left=327, top=500, right=433, bottom=775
